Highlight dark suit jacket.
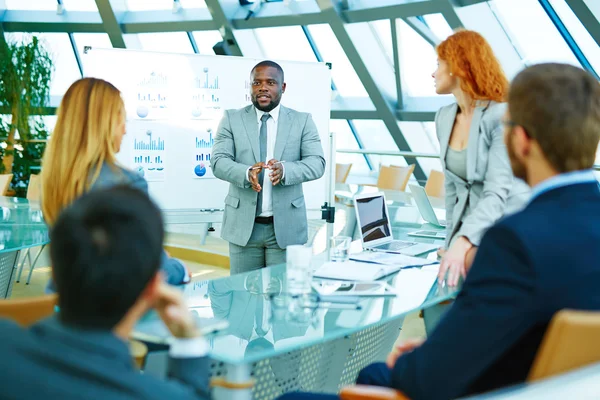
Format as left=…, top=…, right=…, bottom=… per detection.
left=391, top=182, right=600, bottom=400
left=0, top=316, right=210, bottom=399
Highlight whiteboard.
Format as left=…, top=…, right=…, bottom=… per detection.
left=81, top=48, right=332, bottom=212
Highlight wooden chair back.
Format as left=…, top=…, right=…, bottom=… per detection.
left=528, top=309, right=600, bottom=382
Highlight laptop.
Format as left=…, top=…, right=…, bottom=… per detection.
left=408, top=184, right=447, bottom=228
left=354, top=192, right=439, bottom=256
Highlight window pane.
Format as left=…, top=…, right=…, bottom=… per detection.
left=126, top=0, right=171, bottom=10
left=135, top=32, right=194, bottom=54
left=307, top=24, right=368, bottom=97
left=5, top=0, right=55, bottom=10
left=191, top=31, right=225, bottom=55
left=181, top=0, right=207, bottom=8
left=254, top=27, right=318, bottom=62
left=490, top=0, right=581, bottom=66
left=41, top=116, right=58, bottom=135
left=73, top=33, right=112, bottom=61
left=584, top=0, right=600, bottom=21
left=369, top=20, right=394, bottom=68
left=398, top=122, right=442, bottom=176
left=455, top=2, right=524, bottom=79
left=549, top=0, right=600, bottom=73
left=352, top=120, right=408, bottom=169
left=5, top=33, right=81, bottom=97
left=423, top=13, right=454, bottom=41
left=62, top=0, right=98, bottom=11
left=397, top=19, right=438, bottom=97
left=331, top=120, right=369, bottom=174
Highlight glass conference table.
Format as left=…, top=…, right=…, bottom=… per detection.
left=134, top=206, right=455, bottom=400
left=0, top=196, right=49, bottom=298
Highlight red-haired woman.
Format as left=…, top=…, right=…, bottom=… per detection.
left=431, top=30, right=529, bottom=288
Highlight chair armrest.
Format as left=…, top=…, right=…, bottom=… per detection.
left=128, top=339, right=148, bottom=369
left=340, top=385, right=410, bottom=400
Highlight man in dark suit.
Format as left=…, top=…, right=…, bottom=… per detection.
left=278, top=64, right=600, bottom=399
left=0, top=187, right=210, bottom=399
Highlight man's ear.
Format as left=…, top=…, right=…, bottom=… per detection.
left=513, top=125, right=532, bottom=159
left=281, top=82, right=286, bottom=93
left=142, top=272, right=163, bottom=302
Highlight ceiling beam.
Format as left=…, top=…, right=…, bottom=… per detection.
left=402, top=16, right=440, bottom=46
left=317, top=0, right=427, bottom=181
left=390, top=18, right=404, bottom=110
left=331, top=110, right=379, bottom=119
left=205, top=0, right=243, bottom=56
left=566, top=0, right=600, bottom=48
left=2, top=10, right=104, bottom=32
left=439, top=0, right=464, bottom=30
left=95, top=0, right=126, bottom=48
left=344, top=0, right=443, bottom=23
left=232, top=12, right=328, bottom=29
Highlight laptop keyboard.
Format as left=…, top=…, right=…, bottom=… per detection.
left=377, top=241, right=413, bottom=251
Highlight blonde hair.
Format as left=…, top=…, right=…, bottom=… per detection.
left=41, top=78, right=124, bottom=225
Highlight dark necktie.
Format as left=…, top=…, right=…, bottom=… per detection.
left=257, top=113, right=270, bottom=216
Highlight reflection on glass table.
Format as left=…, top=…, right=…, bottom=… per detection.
left=133, top=262, right=458, bottom=365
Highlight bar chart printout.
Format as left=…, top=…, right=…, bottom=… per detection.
left=192, top=130, right=215, bottom=179
left=130, top=127, right=166, bottom=182
left=136, top=71, right=170, bottom=119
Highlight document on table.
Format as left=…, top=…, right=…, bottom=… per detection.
left=350, top=251, right=439, bottom=267
left=392, top=264, right=442, bottom=314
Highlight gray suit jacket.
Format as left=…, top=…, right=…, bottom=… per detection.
left=436, top=101, right=530, bottom=247
left=0, top=317, right=210, bottom=399
left=211, top=105, right=325, bottom=248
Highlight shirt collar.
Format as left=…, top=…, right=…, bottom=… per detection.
left=255, top=104, right=280, bottom=124
left=529, top=169, right=597, bottom=203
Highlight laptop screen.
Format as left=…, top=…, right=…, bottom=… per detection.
left=355, top=194, right=392, bottom=244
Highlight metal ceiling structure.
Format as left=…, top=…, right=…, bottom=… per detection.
left=1, top=0, right=599, bottom=177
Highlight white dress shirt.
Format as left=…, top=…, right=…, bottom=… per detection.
left=169, top=336, right=209, bottom=358
left=246, top=105, right=285, bottom=217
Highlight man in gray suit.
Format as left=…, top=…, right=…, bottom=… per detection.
left=0, top=187, right=210, bottom=399
left=212, top=60, right=325, bottom=274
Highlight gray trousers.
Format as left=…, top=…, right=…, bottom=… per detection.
left=229, top=222, right=286, bottom=275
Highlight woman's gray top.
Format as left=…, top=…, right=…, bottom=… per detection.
left=446, top=147, right=467, bottom=181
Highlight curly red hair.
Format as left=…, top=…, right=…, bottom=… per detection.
left=436, top=30, right=508, bottom=102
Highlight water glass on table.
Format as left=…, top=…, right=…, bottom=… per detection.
left=330, top=236, right=351, bottom=262
left=286, top=245, right=313, bottom=295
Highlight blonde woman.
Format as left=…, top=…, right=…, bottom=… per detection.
left=42, top=78, right=189, bottom=290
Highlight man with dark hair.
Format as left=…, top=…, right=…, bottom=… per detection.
left=279, top=63, right=600, bottom=399
left=0, top=187, right=210, bottom=399
left=212, top=60, right=325, bottom=274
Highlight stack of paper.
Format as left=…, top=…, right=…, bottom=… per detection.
left=314, top=252, right=438, bottom=281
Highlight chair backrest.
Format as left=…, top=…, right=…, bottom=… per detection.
left=377, top=165, right=415, bottom=191
left=0, top=294, right=57, bottom=327
left=27, top=174, right=42, bottom=201
left=528, top=309, right=600, bottom=382
left=336, top=163, right=353, bottom=184
left=424, top=170, right=445, bottom=198
left=0, top=174, right=13, bottom=196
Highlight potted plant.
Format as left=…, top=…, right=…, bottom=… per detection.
left=0, top=34, right=53, bottom=197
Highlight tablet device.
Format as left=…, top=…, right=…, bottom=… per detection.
left=408, top=230, right=446, bottom=240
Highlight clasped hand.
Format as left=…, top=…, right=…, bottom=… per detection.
left=249, top=159, right=283, bottom=192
